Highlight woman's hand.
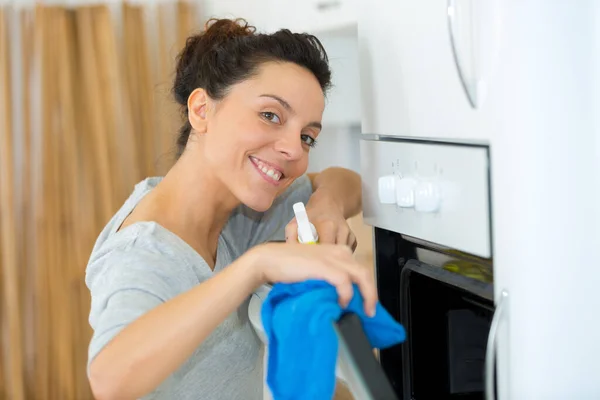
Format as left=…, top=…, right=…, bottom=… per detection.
left=249, top=242, right=377, bottom=316
left=285, top=188, right=357, bottom=250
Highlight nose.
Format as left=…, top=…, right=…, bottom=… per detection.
left=274, top=130, right=304, bottom=160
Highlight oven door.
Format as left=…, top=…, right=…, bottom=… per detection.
left=375, top=229, right=495, bottom=400
left=401, top=256, right=494, bottom=399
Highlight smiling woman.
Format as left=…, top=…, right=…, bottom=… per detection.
left=172, top=18, right=330, bottom=213
left=179, top=59, right=326, bottom=212
left=85, top=18, right=371, bottom=400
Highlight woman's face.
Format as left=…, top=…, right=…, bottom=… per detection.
left=189, top=61, right=325, bottom=212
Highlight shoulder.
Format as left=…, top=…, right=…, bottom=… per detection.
left=87, top=177, right=164, bottom=253
left=85, top=222, right=200, bottom=299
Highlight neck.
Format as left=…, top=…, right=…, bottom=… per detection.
left=151, top=151, right=240, bottom=264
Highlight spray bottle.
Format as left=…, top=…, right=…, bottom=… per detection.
left=293, top=202, right=319, bottom=244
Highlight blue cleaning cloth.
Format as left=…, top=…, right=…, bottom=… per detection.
left=261, top=280, right=406, bottom=400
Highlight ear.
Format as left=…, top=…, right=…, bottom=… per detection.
left=187, top=88, right=209, bottom=134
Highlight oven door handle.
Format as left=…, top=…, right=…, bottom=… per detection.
left=485, top=289, right=508, bottom=400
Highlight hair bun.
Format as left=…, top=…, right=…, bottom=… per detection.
left=202, top=18, right=256, bottom=48
left=173, top=18, right=255, bottom=106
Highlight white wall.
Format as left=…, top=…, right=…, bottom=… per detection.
left=307, top=124, right=362, bottom=174
left=308, top=31, right=362, bottom=174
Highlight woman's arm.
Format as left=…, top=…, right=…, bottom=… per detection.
left=89, top=239, right=378, bottom=400
left=307, top=167, right=362, bottom=219
left=89, top=251, right=263, bottom=400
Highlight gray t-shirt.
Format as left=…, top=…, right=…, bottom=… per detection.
left=85, top=175, right=313, bottom=400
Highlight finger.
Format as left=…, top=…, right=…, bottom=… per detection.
left=315, top=220, right=337, bottom=244
left=337, top=282, right=354, bottom=309
left=321, top=268, right=354, bottom=308
left=313, top=247, right=355, bottom=307
left=353, top=268, right=377, bottom=317
left=327, top=245, right=375, bottom=309
left=335, top=226, right=351, bottom=247
left=284, top=220, right=298, bottom=243
left=357, top=268, right=378, bottom=317
left=334, top=259, right=377, bottom=317
left=348, top=232, right=358, bottom=252
left=335, top=227, right=356, bottom=251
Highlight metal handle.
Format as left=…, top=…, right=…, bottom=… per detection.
left=485, top=289, right=508, bottom=400
left=447, top=0, right=477, bottom=108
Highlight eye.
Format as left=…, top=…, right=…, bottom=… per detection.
left=301, top=134, right=318, bottom=148
left=261, top=111, right=281, bottom=124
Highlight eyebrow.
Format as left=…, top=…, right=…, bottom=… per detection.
left=259, top=94, right=322, bottom=131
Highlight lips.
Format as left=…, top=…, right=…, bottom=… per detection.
left=249, top=156, right=284, bottom=183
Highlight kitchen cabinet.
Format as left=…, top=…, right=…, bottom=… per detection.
left=357, top=0, right=500, bottom=142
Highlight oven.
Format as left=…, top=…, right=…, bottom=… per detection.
left=354, top=0, right=600, bottom=398
left=360, top=137, right=496, bottom=400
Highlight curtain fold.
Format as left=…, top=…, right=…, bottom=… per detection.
left=0, top=2, right=200, bottom=399
left=1, top=6, right=26, bottom=400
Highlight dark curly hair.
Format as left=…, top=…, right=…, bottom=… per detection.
left=172, top=18, right=332, bottom=158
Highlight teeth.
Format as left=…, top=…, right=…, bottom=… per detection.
left=251, top=157, right=282, bottom=181
left=266, top=169, right=282, bottom=181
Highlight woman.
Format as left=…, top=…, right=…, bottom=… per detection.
left=86, top=18, right=376, bottom=400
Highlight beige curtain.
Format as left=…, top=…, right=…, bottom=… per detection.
left=0, top=2, right=199, bottom=399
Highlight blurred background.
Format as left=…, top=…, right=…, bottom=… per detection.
left=0, top=0, right=369, bottom=399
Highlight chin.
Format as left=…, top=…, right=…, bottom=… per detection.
left=243, top=199, right=275, bottom=213
left=235, top=165, right=295, bottom=211
left=240, top=192, right=277, bottom=213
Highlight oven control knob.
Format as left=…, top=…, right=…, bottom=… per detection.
left=377, top=175, right=397, bottom=204
left=395, top=177, right=418, bottom=207
left=378, top=175, right=418, bottom=207
left=414, top=181, right=442, bottom=213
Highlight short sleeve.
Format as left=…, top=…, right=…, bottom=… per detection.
left=85, top=247, right=194, bottom=372
left=224, top=174, right=314, bottom=254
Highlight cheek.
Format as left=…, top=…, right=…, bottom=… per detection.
left=290, top=155, right=309, bottom=178
left=205, top=125, right=244, bottom=161
left=276, top=157, right=309, bottom=196
left=203, top=134, right=227, bottom=161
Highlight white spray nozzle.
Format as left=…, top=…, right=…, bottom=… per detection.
left=293, top=202, right=318, bottom=244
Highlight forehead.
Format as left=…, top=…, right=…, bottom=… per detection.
left=233, top=61, right=326, bottom=112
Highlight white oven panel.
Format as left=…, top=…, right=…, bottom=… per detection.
left=360, top=138, right=491, bottom=258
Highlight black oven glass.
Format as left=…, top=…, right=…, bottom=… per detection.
left=374, top=227, right=495, bottom=400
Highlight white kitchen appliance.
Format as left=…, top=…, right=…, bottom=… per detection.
left=358, top=1, right=600, bottom=399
